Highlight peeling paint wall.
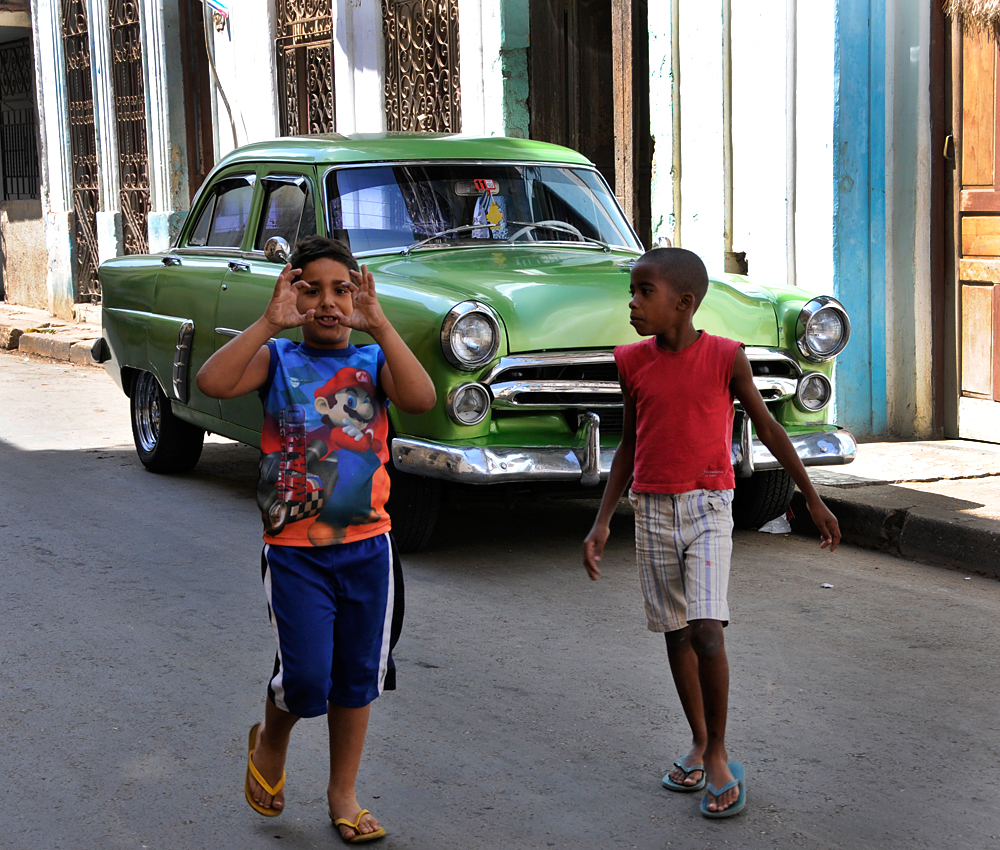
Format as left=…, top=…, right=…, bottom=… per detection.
left=1, top=201, right=48, bottom=309
left=832, top=0, right=887, bottom=438
left=884, top=0, right=932, bottom=438
left=647, top=1, right=672, bottom=245
left=499, top=0, right=528, bottom=138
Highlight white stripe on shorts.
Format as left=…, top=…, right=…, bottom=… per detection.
left=629, top=489, right=734, bottom=632
left=376, top=533, right=394, bottom=694
left=262, top=543, right=290, bottom=713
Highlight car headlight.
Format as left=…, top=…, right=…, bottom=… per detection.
left=795, top=297, right=851, bottom=361
left=795, top=372, right=832, bottom=412
left=441, top=301, right=501, bottom=370
left=446, top=383, right=492, bottom=425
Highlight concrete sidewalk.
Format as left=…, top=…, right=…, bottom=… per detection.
left=791, top=439, right=1000, bottom=580
left=2, top=299, right=999, bottom=579
left=0, top=300, right=102, bottom=367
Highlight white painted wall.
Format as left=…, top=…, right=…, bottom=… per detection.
left=676, top=0, right=725, bottom=273
left=730, top=1, right=789, bottom=288
left=332, top=0, right=386, bottom=133
left=458, top=0, right=505, bottom=137
left=794, top=2, right=835, bottom=293
left=649, top=1, right=836, bottom=292
left=207, top=2, right=277, bottom=155
left=648, top=0, right=673, bottom=243
left=29, top=0, right=74, bottom=315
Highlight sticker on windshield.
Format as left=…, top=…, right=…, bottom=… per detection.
left=474, top=178, right=498, bottom=193
left=472, top=189, right=508, bottom=240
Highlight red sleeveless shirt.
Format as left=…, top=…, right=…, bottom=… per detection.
left=614, top=331, right=743, bottom=494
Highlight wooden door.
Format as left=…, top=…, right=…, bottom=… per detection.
left=529, top=0, right=651, bottom=247
left=958, top=29, right=1000, bottom=440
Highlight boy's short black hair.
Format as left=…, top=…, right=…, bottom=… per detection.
left=636, top=247, right=710, bottom=308
left=291, top=234, right=359, bottom=274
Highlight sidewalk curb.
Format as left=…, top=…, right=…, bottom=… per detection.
left=791, top=487, right=1000, bottom=580
left=16, top=332, right=102, bottom=367
left=0, top=303, right=103, bottom=367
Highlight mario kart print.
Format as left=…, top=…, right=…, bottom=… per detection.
left=257, top=357, right=390, bottom=545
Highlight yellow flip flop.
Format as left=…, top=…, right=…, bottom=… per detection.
left=244, top=723, right=286, bottom=817
left=331, top=808, right=386, bottom=844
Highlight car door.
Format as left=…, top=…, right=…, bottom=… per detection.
left=215, top=166, right=322, bottom=432
left=153, top=169, right=258, bottom=423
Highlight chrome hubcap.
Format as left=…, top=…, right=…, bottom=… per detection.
left=135, top=372, right=161, bottom=453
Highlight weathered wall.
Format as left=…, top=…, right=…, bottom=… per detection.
left=499, top=0, right=529, bottom=138
left=1, top=201, right=48, bottom=309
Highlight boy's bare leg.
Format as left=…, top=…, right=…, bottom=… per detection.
left=664, top=627, right=707, bottom=787
left=688, top=619, right=739, bottom=812
left=248, top=699, right=299, bottom=811
left=328, top=702, right=380, bottom=840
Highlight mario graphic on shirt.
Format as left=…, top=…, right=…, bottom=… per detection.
left=256, top=366, right=387, bottom=544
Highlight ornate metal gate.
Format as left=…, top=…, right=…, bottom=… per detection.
left=109, top=0, right=150, bottom=255
left=275, top=0, right=334, bottom=135
left=61, top=0, right=101, bottom=300
left=0, top=38, right=41, bottom=201
left=382, top=0, right=461, bottom=132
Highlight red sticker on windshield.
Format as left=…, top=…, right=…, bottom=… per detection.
left=474, top=179, right=498, bottom=193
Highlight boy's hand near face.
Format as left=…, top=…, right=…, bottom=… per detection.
left=262, top=263, right=309, bottom=333
left=334, top=265, right=389, bottom=337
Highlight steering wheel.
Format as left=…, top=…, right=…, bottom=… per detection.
left=508, top=220, right=585, bottom=242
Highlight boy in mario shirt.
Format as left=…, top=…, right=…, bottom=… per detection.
left=197, top=235, right=435, bottom=842
left=583, top=248, right=840, bottom=819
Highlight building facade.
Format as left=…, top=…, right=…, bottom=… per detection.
left=16, top=0, right=982, bottom=442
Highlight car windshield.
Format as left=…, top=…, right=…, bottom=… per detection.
left=324, top=163, right=641, bottom=254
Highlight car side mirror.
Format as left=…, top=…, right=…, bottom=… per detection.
left=264, top=236, right=291, bottom=265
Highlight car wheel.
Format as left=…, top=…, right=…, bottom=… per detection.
left=385, top=456, right=442, bottom=553
left=130, top=371, right=205, bottom=473
left=731, top=469, right=796, bottom=530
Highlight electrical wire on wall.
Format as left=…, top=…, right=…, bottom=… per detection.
left=202, top=2, right=239, bottom=148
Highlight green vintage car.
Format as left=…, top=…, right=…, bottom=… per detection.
left=97, top=133, right=856, bottom=550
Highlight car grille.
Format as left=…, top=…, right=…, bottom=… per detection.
left=482, top=347, right=801, bottom=434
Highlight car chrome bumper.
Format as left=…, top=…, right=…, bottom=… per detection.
left=391, top=423, right=858, bottom=486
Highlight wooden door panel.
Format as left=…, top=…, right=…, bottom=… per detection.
left=957, top=28, right=1000, bottom=435
left=994, top=285, right=1000, bottom=400
left=962, top=215, right=1000, bottom=255
left=961, top=284, right=993, bottom=396
left=962, top=30, right=995, bottom=187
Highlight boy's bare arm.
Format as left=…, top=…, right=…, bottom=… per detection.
left=730, top=348, right=841, bottom=551
left=342, top=266, right=436, bottom=414
left=197, top=264, right=308, bottom=399
left=583, top=377, right=636, bottom=579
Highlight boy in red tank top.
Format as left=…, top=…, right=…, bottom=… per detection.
left=583, top=248, right=841, bottom=818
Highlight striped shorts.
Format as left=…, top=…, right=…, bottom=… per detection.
left=629, top=489, right=734, bottom=633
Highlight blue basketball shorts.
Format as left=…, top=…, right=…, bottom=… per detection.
left=260, top=532, right=403, bottom=716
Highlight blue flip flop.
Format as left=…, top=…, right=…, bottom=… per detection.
left=700, top=761, right=746, bottom=818
left=662, top=758, right=707, bottom=792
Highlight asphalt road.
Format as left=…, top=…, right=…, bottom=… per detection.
left=2, top=352, right=999, bottom=850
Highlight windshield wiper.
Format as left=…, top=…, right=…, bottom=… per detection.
left=400, top=225, right=491, bottom=256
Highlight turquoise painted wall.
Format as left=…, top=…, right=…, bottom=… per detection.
left=833, top=0, right=886, bottom=439
left=501, top=0, right=530, bottom=138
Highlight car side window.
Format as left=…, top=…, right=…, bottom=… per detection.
left=255, top=177, right=316, bottom=251
left=186, top=175, right=255, bottom=248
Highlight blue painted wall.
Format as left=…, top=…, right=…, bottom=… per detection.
left=833, top=0, right=887, bottom=439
